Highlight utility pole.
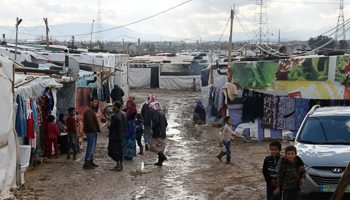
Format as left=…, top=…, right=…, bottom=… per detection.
left=89, top=20, right=95, bottom=49
left=43, top=18, right=49, bottom=50
left=335, top=0, right=345, bottom=49
left=228, top=6, right=234, bottom=64
left=15, top=17, right=22, bottom=60
left=278, top=29, right=280, bottom=45
left=123, top=38, right=125, bottom=54
left=138, top=38, right=141, bottom=56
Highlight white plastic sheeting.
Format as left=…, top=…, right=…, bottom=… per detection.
left=159, top=75, right=201, bottom=90
left=0, top=47, right=32, bottom=62
left=14, top=75, right=63, bottom=98
left=129, top=68, right=151, bottom=88
left=0, top=55, right=16, bottom=197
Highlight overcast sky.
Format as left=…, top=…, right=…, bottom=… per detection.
left=0, top=0, right=348, bottom=42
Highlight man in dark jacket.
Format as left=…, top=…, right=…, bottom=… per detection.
left=149, top=102, right=168, bottom=166
left=141, top=94, right=155, bottom=150
left=108, top=101, right=127, bottom=171
left=83, top=97, right=101, bottom=169
left=110, top=85, right=125, bottom=105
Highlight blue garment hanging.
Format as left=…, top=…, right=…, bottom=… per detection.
left=15, top=94, right=27, bottom=137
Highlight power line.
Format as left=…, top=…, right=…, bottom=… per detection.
left=1, top=0, right=192, bottom=38
left=247, top=0, right=350, bottom=4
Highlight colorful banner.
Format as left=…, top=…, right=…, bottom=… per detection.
left=229, top=56, right=350, bottom=99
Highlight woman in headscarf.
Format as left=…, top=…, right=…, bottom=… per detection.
left=141, top=94, right=156, bottom=150
left=122, top=99, right=137, bottom=160
left=193, top=100, right=206, bottom=124
left=149, top=102, right=168, bottom=166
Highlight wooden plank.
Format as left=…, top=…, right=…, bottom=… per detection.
left=331, top=161, right=350, bottom=200
left=15, top=68, right=60, bottom=75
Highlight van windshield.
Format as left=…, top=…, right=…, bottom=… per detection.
left=297, top=117, right=350, bottom=144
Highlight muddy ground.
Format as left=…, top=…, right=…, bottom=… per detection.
left=19, top=89, right=315, bottom=199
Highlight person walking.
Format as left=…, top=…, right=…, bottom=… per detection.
left=122, top=99, right=137, bottom=160
left=111, top=85, right=125, bottom=105
left=216, top=116, right=234, bottom=164
left=66, top=107, right=78, bottom=160
left=149, top=102, right=168, bottom=166
left=141, top=94, right=155, bottom=150
left=83, top=97, right=101, bottom=169
left=108, top=101, right=127, bottom=171
left=135, top=113, right=144, bottom=155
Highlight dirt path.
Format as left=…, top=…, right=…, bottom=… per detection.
left=22, top=89, right=273, bottom=200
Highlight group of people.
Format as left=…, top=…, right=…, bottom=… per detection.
left=81, top=94, right=168, bottom=171
left=46, top=107, right=79, bottom=160
left=215, top=115, right=305, bottom=200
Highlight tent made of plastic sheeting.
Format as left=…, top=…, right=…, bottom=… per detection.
left=14, top=75, right=63, bottom=98
left=159, top=75, right=201, bottom=90
left=129, top=67, right=159, bottom=89
left=200, top=68, right=228, bottom=106
left=0, top=47, right=32, bottom=62
left=30, top=52, right=116, bottom=68
left=0, top=56, right=17, bottom=198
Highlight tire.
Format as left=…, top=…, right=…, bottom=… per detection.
left=262, top=56, right=280, bottom=60
left=194, top=56, right=203, bottom=60
left=21, top=61, right=39, bottom=68
left=162, top=60, right=171, bottom=63
left=103, top=105, right=114, bottom=121
left=199, top=53, right=206, bottom=56
left=325, top=51, right=344, bottom=56
left=317, top=51, right=330, bottom=55
left=80, top=65, right=93, bottom=71
left=52, top=61, right=63, bottom=66
left=240, top=57, right=260, bottom=61
left=49, top=66, right=63, bottom=71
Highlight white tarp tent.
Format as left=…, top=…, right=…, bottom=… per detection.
left=159, top=75, right=201, bottom=90
left=129, top=68, right=151, bottom=89
left=0, top=55, right=17, bottom=198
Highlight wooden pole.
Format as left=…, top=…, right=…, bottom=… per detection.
left=43, top=18, right=49, bottom=50
left=227, top=6, right=234, bottom=64
left=123, top=38, right=125, bottom=54
left=138, top=38, right=140, bottom=56
left=89, top=20, right=94, bottom=49
left=331, top=161, right=350, bottom=200
left=15, top=17, right=22, bottom=60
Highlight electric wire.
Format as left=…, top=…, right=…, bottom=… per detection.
left=0, top=0, right=193, bottom=38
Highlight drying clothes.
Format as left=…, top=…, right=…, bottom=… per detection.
left=262, top=94, right=274, bottom=129
left=272, top=96, right=279, bottom=129
left=222, top=82, right=238, bottom=105
left=15, top=94, right=27, bottom=137
left=295, top=98, right=310, bottom=130
left=253, top=91, right=264, bottom=119
left=217, top=88, right=223, bottom=112
left=276, top=96, right=285, bottom=130
left=26, top=99, right=35, bottom=139
left=214, top=88, right=219, bottom=112
left=242, top=89, right=255, bottom=123
left=284, top=97, right=296, bottom=130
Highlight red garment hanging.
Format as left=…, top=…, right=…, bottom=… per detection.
left=27, top=99, right=35, bottom=139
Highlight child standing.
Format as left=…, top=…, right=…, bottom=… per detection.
left=66, top=107, right=78, bottom=159
left=273, top=146, right=305, bottom=200
left=136, top=113, right=144, bottom=155
left=192, top=78, right=196, bottom=92
left=216, top=116, right=233, bottom=164
left=263, top=141, right=283, bottom=200
left=47, top=115, right=60, bottom=158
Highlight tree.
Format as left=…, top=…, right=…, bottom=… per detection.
left=308, top=35, right=335, bottom=49
left=339, top=40, right=348, bottom=49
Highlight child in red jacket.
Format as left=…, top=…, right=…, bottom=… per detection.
left=48, top=115, right=60, bottom=158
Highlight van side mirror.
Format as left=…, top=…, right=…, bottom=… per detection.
left=283, top=132, right=295, bottom=141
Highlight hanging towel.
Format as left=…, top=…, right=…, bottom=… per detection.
left=284, top=97, right=296, bottom=130
left=262, top=94, right=274, bottom=128
left=222, top=82, right=238, bottom=105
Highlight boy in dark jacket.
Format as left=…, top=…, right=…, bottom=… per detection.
left=135, top=113, right=144, bottom=155
left=263, top=141, right=305, bottom=200
left=273, top=146, right=306, bottom=200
